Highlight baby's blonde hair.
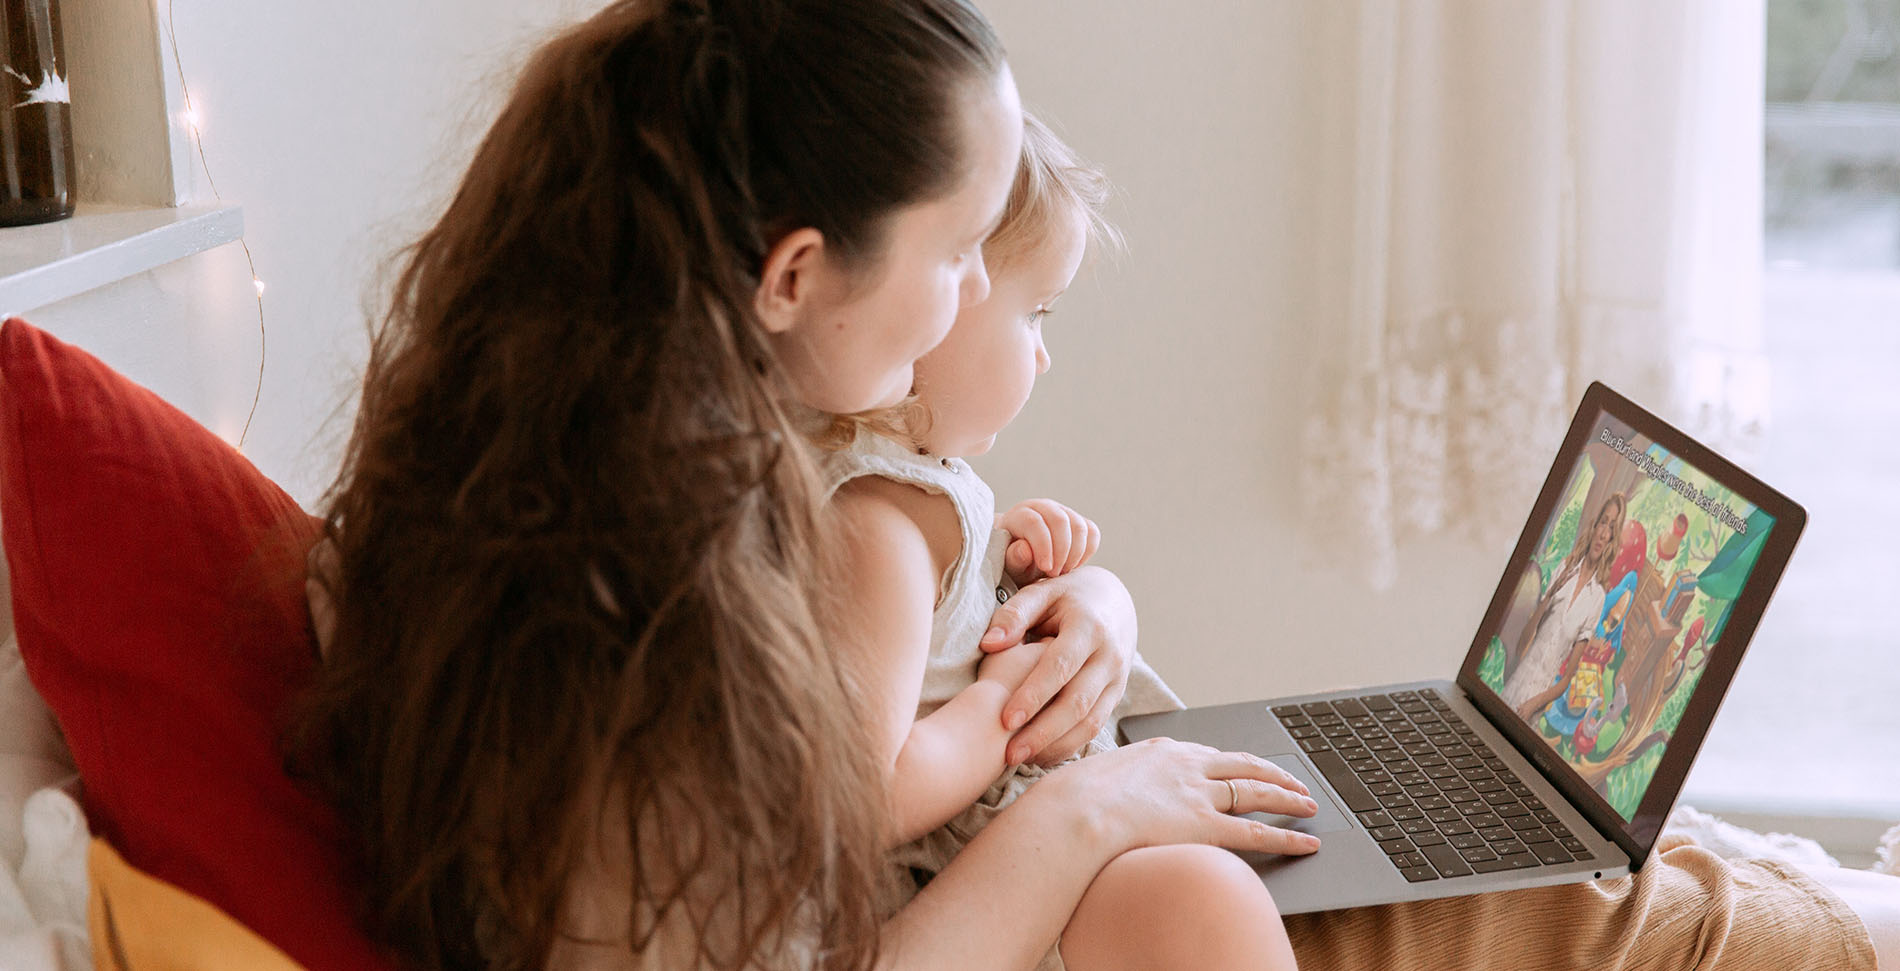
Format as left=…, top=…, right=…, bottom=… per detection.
left=984, top=111, right=1123, bottom=272
left=821, top=111, right=1119, bottom=452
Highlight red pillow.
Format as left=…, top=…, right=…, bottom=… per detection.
left=0, top=318, right=395, bottom=969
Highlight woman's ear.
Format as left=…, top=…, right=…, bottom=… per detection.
left=754, top=227, right=829, bottom=335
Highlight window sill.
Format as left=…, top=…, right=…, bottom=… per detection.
left=0, top=204, right=244, bottom=316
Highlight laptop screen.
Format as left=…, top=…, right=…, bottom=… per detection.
left=1470, top=408, right=1777, bottom=825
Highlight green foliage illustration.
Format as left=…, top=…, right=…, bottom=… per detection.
left=1479, top=636, right=1505, bottom=694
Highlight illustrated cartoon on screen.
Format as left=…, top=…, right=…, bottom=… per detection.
left=1522, top=572, right=1636, bottom=746
left=1479, top=419, right=1773, bottom=819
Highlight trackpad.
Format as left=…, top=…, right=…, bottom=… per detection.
left=1243, top=759, right=1352, bottom=835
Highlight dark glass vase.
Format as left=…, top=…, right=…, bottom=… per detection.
left=0, top=0, right=72, bottom=227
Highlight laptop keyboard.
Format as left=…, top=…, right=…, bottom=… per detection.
left=1272, top=689, right=1594, bottom=883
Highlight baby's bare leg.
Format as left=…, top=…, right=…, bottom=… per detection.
left=1058, top=844, right=1297, bottom=971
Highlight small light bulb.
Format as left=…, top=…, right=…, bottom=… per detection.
left=183, top=107, right=202, bottom=132
left=253, top=278, right=266, bottom=296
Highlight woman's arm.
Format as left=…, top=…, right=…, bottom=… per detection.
left=877, top=738, right=1323, bottom=970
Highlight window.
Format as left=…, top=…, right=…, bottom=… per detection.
left=1683, top=0, right=1900, bottom=820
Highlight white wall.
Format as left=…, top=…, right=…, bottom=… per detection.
left=30, top=0, right=595, bottom=503
left=30, top=0, right=1507, bottom=707
left=975, top=2, right=1506, bottom=706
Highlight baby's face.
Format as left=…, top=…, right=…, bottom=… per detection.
left=911, top=208, right=1087, bottom=457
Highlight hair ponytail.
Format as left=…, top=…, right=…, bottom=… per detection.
left=295, top=2, right=1003, bottom=968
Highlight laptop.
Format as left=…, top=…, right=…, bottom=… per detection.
left=1120, top=381, right=1806, bottom=913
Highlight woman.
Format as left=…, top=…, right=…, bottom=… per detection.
left=298, top=1, right=1892, bottom=968
left=297, top=2, right=1314, bottom=968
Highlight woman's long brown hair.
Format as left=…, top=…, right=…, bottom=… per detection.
left=291, top=2, right=1003, bottom=967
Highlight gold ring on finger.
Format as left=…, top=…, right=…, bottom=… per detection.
left=1225, top=778, right=1239, bottom=814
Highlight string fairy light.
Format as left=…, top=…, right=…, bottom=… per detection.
left=162, top=0, right=266, bottom=449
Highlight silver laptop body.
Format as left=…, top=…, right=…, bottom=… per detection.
left=1121, top=383, right=1806, bottom=914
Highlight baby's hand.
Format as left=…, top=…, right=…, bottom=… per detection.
left=999, top=499, right=1100, bottom=584
left=977, top=637, right=1050, bottom=693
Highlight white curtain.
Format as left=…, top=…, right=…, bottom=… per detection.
left=1298, top=0, right=1769, bottom=588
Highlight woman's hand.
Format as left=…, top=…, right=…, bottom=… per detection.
left=977, top=566, right=1136, bottom=767
left=1028, top=736, right=1324, bottom=859
left=975, top=637, right=1049, bottom=694
left=878, top=736, right=1322, bottom=968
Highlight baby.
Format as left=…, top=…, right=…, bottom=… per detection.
left=817, top=114, right=1191, bottom=944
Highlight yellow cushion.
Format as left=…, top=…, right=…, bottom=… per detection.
left=89, top=838, right=305, bottom=970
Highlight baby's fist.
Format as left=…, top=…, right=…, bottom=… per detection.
left=999, top=498, right=1101, bottom=583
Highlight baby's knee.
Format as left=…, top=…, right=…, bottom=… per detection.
left=1134, top=844, right=1261, bottom=887
left=1069, top=845, right=1291, bottom=970
left=1112, top=844, right=1281, bottom=921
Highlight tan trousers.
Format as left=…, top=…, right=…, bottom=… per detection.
left=1283, top=843, right=1877, bottom=971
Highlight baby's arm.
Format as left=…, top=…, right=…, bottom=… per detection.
left=827, top=479, right=950, bottom=820
left=887, top=640, right=1047, bottom=845
left=997, top=498, right=1101, bottom=586
left=828, top=477, right=1046, bottom=848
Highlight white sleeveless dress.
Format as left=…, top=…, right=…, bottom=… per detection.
left=821, top=429, right=1183, bottom=969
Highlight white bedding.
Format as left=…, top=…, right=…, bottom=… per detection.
left=0, top=780, right=90, bottom=971
left=2, top=507, right=93, bottom=971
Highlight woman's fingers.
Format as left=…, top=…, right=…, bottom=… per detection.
left=1202, top=751, right=1311, bottom=799
left=980, top=578, right=1052, bottom=653
left=980, top=567, right=1137, bottom=742
left=1052, top=737, right=1326, bottom=859
left=1219, top=815, right=1325, bottom=856
left=1209, top=770, right=1324, bottom=856
left=1217, top=777, right=1320, bottom=819
left=1020, top=675, right=1118, bottom=766
left=1006, top=642, right=1106, bottom=763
